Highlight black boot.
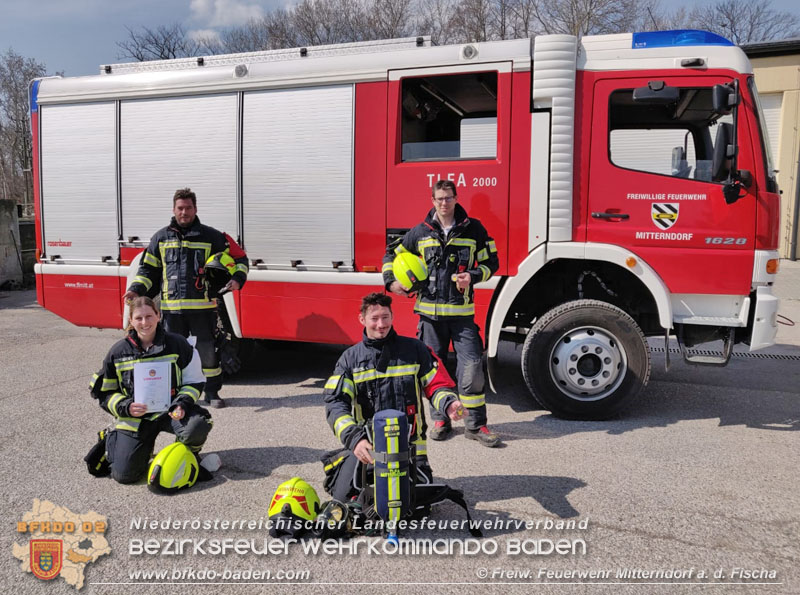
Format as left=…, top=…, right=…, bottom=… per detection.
left=203, top=376, right=225, bottom=408
left=203, top=391, right=225, bottom=408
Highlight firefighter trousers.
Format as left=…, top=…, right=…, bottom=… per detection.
left=163, top=310, right=223, bottom=397
left=106, top=405, right=212, bottom=484
left=417, top=316, right=488, bottom=430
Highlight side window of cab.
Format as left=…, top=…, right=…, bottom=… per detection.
left=608, top=87, right=733, bottom=183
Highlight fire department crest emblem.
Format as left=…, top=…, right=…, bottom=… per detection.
left=651, top=203, right=679, bottom=229
left=30, top=539, right=62, bottom=580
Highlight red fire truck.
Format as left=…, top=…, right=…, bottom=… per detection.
left=30, top=30, right=781, bottom=419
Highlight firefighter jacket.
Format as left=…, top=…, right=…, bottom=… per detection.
left=128, top=216, right=248, bottom=312
left=90, top=324, right=205, bottom=432
left=382, top=204, right=498, bottom=319
left=324, top=328, right=459, bottom=457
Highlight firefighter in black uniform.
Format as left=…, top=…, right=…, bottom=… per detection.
left=91, top=296, right=211, bottom=484
left=323, top=293, right=467, bottom=501
left=383, top=179, right=500, bottom=446
left=123, top=188, right=248, bottom=408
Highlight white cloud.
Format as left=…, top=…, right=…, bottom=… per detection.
left=190, top=0, right=265, bottom=27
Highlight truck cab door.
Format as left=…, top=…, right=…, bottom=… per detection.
left=386, top=63, right=513, bottom=272
left=586, top=75, right=758, bottom=296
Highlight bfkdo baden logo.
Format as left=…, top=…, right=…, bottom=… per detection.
left=12, top=499, right=111, bottom=590
left=31, top=539, right=62, bottom=580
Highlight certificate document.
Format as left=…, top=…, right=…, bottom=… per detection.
left=133, top=361, right=172, bottom=412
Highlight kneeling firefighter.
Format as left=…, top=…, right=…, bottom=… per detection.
left=88, top=296, right=215, bottom=486
left=321, top=293, right=480, bottom=536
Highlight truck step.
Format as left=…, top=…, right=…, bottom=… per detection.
left=677, top=328, right=735, bottom=366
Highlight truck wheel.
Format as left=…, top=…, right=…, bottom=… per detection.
left=521, top=299, right=650, bottom=420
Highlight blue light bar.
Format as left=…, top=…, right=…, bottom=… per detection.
left=632, top=30, right=734, bottom=49
left=29, top=79, right=40, bottom=114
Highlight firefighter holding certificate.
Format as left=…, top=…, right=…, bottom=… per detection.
left=90, top=296, right=212, bottom=485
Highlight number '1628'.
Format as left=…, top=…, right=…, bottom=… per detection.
left=704, top=237, right=747, bottom=245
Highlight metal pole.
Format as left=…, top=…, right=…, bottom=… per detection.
left=790, top=141, right=800, bottom=261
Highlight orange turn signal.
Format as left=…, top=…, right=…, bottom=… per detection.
left=625, top=256, right=637, bottom=268
left=766, top=259, right=779, bottom=274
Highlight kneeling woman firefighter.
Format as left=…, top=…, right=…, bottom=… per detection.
left=90, top=296, right=212, bottom=487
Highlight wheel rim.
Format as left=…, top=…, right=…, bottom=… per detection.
left=548, top=326, right=628, bottom=401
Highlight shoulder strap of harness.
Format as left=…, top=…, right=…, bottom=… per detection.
left=413, top=484, right=483, bottom=537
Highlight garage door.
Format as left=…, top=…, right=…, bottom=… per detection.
left=760, top=93, right=782, bottom=170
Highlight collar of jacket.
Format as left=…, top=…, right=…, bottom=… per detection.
left=127, top=323, right=167, bottom=354
left=362, top=327, right=398, bottom=373
left=169, top=216, right=203, bottom=237
left=423, top=203, right=470, bottom=235
left=362, top=327, right=398, bottom=350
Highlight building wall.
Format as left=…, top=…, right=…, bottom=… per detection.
left=751, top=54, right=800, bottom=259
left=0, top=200, right=23, bottom=286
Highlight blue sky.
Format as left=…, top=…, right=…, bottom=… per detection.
left=1, top=0, right=798, bottom=77
left=0, top=0, right=287, bottom=76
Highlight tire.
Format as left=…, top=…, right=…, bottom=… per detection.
left=521, top=299, right=650, bottom=420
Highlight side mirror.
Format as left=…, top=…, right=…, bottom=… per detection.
left=632, top=81, right=679, bottom=105
left=722, top=169, right=753, bottom=204
left=712, top=83, right=738, bottom=115
left=723, top=180, right=745, bottom=205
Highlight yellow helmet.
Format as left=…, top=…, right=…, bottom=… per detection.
left=392, top=252, right=427, bottom=292
left=269, top=477, right=321, bottom=521
left=268, top=477, right=321, bottom=537
left=148, top=442, right=199, bottom=494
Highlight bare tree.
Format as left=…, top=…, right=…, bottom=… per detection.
left=116, top=24, right=204, bottom=61
left=368, top=0, right=414, bottom=39
left=489, top=0, right=516, bottom=39
left=193, top=32, right=226, bottom=56
left=508, top=0, right=540, bottom=39
left=686, top=0, right=800, bottom=44
left=416, top=0, right=460, bottom=44
left=263, top=9, right=303, bottom=49
left=290, top=0, right=370, bottom=45
left=639, top=2, right=686, bottom=32
left=215, top=17, right=274, bottom=53
left=0, top=50, right=47, bottom=212
left=532, top=0, right=651, bottom=36
left=451, top=0, right=494, bottom=41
